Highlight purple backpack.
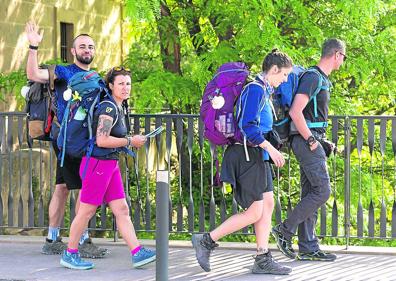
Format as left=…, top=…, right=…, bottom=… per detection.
left=200, top=62, right=250, bottom=186
left=200, top=62, right=249, bottom=145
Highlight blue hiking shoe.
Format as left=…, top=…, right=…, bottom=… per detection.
left=132, top=247, right=156, bottom=268
left=60, top=250, right=94, bottom=270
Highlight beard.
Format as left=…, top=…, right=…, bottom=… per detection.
left=76, top=53, right=94, bottom=65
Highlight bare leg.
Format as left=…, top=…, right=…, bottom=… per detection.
left=48, top=183, right=69, bottom=227
left=108, top=198, right=139, bottom=251
left=254, top=192, right=274, bottom=251
left=75, top=190, right=81, bottom=215
left=67, top=202, right=97, bottom=250
left=210, top=200, right=263, bottom=241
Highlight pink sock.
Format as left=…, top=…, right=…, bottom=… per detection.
left=131, top=245, right=142, bottom=255
left=67, top=248, right=78, bottom=254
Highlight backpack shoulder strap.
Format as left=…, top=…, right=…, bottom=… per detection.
left=304, top=68, right=325, bottom=98
left=302, top=68, right=325, bottom=119
left=47, top=65, right=56, bottom=92
left=98, top=100, right=119, bottom=128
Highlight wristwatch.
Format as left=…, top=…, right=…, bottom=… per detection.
left=306, top=135, right=317, bottom=147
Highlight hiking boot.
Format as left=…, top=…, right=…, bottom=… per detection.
left=41, top=237, right=67, bottom=255
left=191, top=233, right=218, bottom=272
left=272, top=224, right=296, bottom=259
left=252, top=251, right=292, bottom=275
left=297, top=250, right=337, bottom=261
left=60, top=250, right=94, bottom=270
left=132, top=247, right=156, bottom=268
left=78, top=238, right=108, bottom=259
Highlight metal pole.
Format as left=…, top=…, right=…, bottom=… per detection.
left=156, top=170, right=169, bottom=281
left=344, top=117, right=351, bottom=249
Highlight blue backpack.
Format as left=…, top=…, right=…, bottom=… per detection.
left=57, top=71, right=134, bottom=176
left=272, top=66, right=330, bottom=142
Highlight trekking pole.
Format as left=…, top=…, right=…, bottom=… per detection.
left=156, top=170, right=169, bottom=281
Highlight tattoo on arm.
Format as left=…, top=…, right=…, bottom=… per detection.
left=97, top=115, right=113, bottom=137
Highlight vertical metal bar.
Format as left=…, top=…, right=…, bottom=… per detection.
left=379, top=119, right=387, bottom=237
left=368, top=118, right=375, bottom=237
left=287, top=145, right=293, bottom=218
left=0, top=148, right=3, bottom=227
left=38, top=141, right=44, bottom=227
left=155, top=117, right=162, bottom=170
left=0, top=116, right=3, bottom=227
left=220, top=188, right=226, bottom=224
left=187, top=117, right=194, bottom=232
left=344, top=117, right=351, bottom=248
left=198, top=118, right=205, bottom=232
left=166, top=117, right=173, bottom=231
left=89, top=212, right=97, bottom=229
left=133, top=116, right=141, bottom=231
left=176, top=118, right=183, bottom=232
left=112, top=213, right=118, bottom=242
left=209, top=143, right=216, bottom=231
left=331, top=117, right=338, bottom=237
left=0, top=115, right=4, bottom=149
left=156, top=170, right=169, bottom=281
left=100, top=204, right=107, bottom=231
left=320, top=205, right=327, bottom=236
left=357, top=118, right=364, bottom=237
left=69, top=190, right=76, bottom=224
left=144, top=117, right=151, bottom=231
left=7, top=115, right=14, bottom=226
left=275, top=167, right=282, bottom=225
left=125, top=111, right=132, bottom=220
left=17, top=116, right=24, bottom=227
left=28, top=143, right=34, bottom=227
left=392, top=119, right=396, bottom=237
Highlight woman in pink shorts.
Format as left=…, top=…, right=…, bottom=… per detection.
left=60, top=67, right=156, bottom=270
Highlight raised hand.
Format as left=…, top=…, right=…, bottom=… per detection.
left=25, top=21, right=44, bottom=46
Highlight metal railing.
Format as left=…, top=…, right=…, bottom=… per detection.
left=1, top=112, right=396, bottom=245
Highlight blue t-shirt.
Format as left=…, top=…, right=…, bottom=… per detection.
left=54, top=64, right=87, bottom=122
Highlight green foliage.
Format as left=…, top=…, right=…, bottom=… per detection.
left=124, top=0, right=395, bottom=116
left=0, top=59, right=66, bottom=110
left=0, top=69, right=26, bottom=104
left=121, top=0, right=396, bottom=247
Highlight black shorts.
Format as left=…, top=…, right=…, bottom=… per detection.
left=52, top=141, right=82, bottom=190
left=220, top=144, right=273, bottom=209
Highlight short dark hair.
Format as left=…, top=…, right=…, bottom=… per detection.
left=262, top=49, right=293, bottom=73
left=321, top=38, right=346, bottom=58
left=105, top=67, right=131, bottom=88
left=72, top=34, right=93, bottom=48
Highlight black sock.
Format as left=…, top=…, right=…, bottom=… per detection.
left=207, top=233, right=216, bottom=244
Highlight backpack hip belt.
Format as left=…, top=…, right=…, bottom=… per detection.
left=289, top=120, right=328, bottom=135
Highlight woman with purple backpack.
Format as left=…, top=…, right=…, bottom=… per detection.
left=192, top=49, right=293, bottom=275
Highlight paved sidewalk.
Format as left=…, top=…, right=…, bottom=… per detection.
left=0, top=235, right=396, bottom=281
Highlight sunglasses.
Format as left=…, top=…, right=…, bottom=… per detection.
left=338, top=52, right=347, bottom=61
left=109, top=66, right=131, bottom=77
left=112, top=66, right=130, bottom=72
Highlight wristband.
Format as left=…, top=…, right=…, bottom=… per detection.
left=306, top=135, right=316, bottom=147
left=29, top=45, right=39, bottom=50
left=126, top=136, right=131, bottom=146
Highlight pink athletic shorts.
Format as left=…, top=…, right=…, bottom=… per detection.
left=79, top=156, right=125, bottom=206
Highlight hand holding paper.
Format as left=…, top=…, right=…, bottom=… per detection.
left=144, top=126, right=164, bottom=138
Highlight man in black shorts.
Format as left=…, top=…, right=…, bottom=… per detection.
left=25, top=21, right=107, bottom=258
